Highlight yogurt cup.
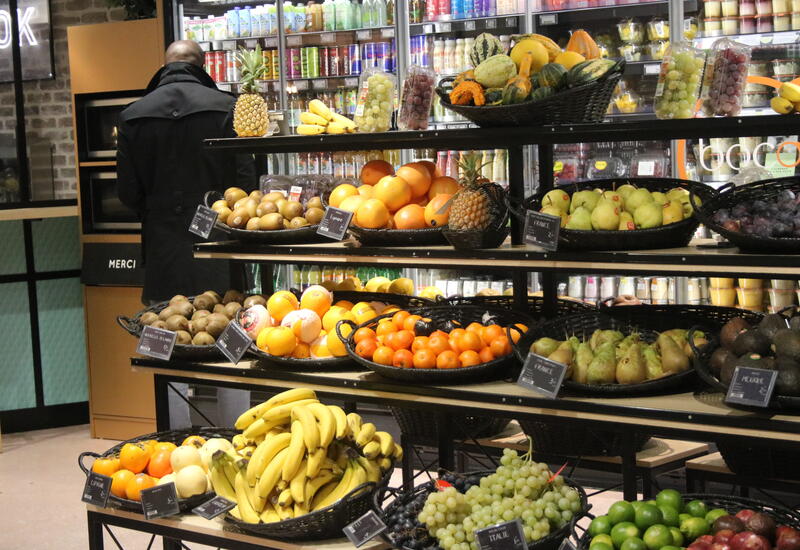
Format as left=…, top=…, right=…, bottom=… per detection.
left=737, top=287, right=765, bottom=307
left=710, top=277, right=735, bottom=288
left=710, top=287, right=737, bottom=306
left=739, top=278, right=764, bottom=288
left=772, top=279, right=797, bottom=289
left=768, top=288, right=796, bottom=307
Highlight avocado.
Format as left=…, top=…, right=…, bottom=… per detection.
left=720, top=353, right=741, bottom=384
left=773, top=329, right=800, bottom=361
left=758, top=313, right=790, bottom=340
left=732, top=329, right=771, bottom=356
left=738, top=353, right=766, bottom=369
left=775, top=357, right=800, bottom=396
left=720, top=317, right=751, bottom=349
left=710, top=347, right=736, bottom=377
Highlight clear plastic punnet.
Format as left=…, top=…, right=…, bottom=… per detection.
left=398, top=64, right=436, bottom=131
left=654, top=41, right=707, bottom=120
left=353, top=67, right=397, bottom=133
left=701, top=38, right=752, bottom=117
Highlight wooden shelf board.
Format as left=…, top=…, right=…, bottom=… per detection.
left=0, top=205, right=79, bottom=221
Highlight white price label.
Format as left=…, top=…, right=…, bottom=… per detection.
left=381, top=28, right=394, bottom=38
left=294, top=80, right=309, bottom=90
left=637, top=160, right=655, bottom=176
left=245, top=39, right=258, bottom=48
left=287, top=35, right=302, bottom=46
left=423, top=24, right=433, bottom=33
left=344, top=77, right=358, bottom=87
left=222, top=40, right=236, bottom=50
left=464, top=20, right=476, bottom=30
left=321, top=32, right=335, bottom=43
left=312, top=79, right=329, bottom=89
left=435, top=22, right=451, bottom=32
left=644, top=63, right=661, bottom=75
left=265, top=37, right=278, bottom=48
left=485, top=19, right=496, bottom=28
left=199, top=42, right=211, bottom=51
left=539, top=14, right=557, bottom=25
left=356, top=30, right=371, bottom=40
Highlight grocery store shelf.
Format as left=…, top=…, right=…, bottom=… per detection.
left=409, top=14, right=522, bottom=35
left=204, top=114, right=795, bottom=152
left=605, top=112, right=656, bottom=121
left=624, top=60, right=662, bottom=76
left=694, top=29, right=800, bottom=50
left=534, top=0, right=697, bottom=26
left=194, top=240, right=800, bottom=276
left=0, top=200, right=78, bottom=221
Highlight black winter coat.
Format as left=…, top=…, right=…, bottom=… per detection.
left=117, top=62, right=254, bottom=303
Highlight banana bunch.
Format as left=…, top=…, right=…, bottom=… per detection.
left=296, top=99, right=357, bottom=135
left=216, top=387, right=401, bottom=524
left=771, top=82, right=800, bottom=114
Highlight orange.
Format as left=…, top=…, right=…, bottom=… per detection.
left=490, top=336, right=512, bottom=357
left=267, top=291, right=300, bottom=323
left=393, top=204, right=427, bottom=230
left=360, top=159, right=394, bottom=185
left=456, top=331, right=483, bottom=353
left=396, top=163, right=432, bottom=199
left=355, top=198, right=391, bottom=229
left=125, top=473, right=156, bottom=501
left=448, top=337, right=460, bottom=353
left=391, top=330, right=414, bottom=351
left=481, top=324, right=505, bottom=347
left=430, top=329, right=449, bottom=339
left=427, top=176, right=460, bottom=200
left=147, top=449, right=173, bottom=478
left=466, top=322, right=484, bottom=335
left=92, top=457, right=120, bottom=477
left=374, top=175, right=412, bottom=212
left=110, top=469, right=135, bottom=498
left=403, top=314, right=423, bottom=333
left=436, top=350, right=460, bottom=369
left=339, top=194, right=368, bottom=213
left=153, top=442, right=177, bottom=454
left=265, top=326, right=297, bottom=356
left=427, top=334, right=451, bottom=356
left=372, top=346, right=394, bottom=365
left=357, top=184, right=375, bottom=198
left=411, top=336, right=430, bottom=353
left=292, top=342, right=311, bottom=358
left=119, top=442, right=150, bottom=474
left=510, top=323, right=527, bottom=344
left=392, top=349, right=414, bottom=368
left=376, top=321, right=396, bottom=337
left=416, top=160, right=440, bottom=180
left=424, top=194, right=452, bottom=227
left=355, top=338, right=379, bottom=359
left=392, top=310, right=410, bottom=330
left=334, top=300, right=355, bottom=310
left=450, top=328, right=467, bottom=340
left=413, top=348, right=437, bottom=369
left=459, top=350, right=481, bottom=367
left=353, top=327, right=377, bottom=344
left=479, top=346, right=495, bottom=363
left=329, top=183, right=359, bottom=208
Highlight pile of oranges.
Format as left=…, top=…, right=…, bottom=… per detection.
left=352, top=309, right=526, bottom=369
left=328, top=159, right=463, bottom=230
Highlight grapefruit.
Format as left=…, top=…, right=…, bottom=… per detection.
left=427, top=176, right=461, bottom=200
left=394, top=204, right=427, bottom=230
left=396, top=163, right=432, bottom=199
left=424, top=194, right=452, bottom=227
left=360, top=159, right=394, bottom=185
left=328, top=183, right=359, bottom=208
left=355, top=198, right=391, bottom=229
left=374, top=175, right=412, bottom=212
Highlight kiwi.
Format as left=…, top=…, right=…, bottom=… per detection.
left=222, top=290, right=245, bottom=305
left=203, top=290, right=222, bottom=304
left=275, top=198, right=288, bottom=213
left=191, top=309, right=210, bottom=321
left=305, top=207, right=324, bottom=224
left=224, top=187, right=247, bottom=206
left=190, top=316, right=209, bottom=335
left=217, top=206, right=233, bottom=222
left=158, top=306, right=178, bottom=321
left=283, top=218, right=292, bottom=229
left=264, top=191, right=285, bottom=203
left=175, top=330, right=192, bottom=345
left=211, top=199, right=229, bottom=213
left=243, top=295, right=267, bottom=308
left=139, top=311, right=159, bottom=326
left=169, top=294, right=189, bottom=306
left=246, top=217, right=261, bottom=231
left=207, top=312, right=229, bottom=325
left=223, top=301, right=243, bottom=318
left=172, top=301, right=194, bottom=318
left=710, top=347, right=735, bottom=376
left=205, top=319, right=228, bottom=338
left=192, top=331, right=216, bottom=346
left=281, top=200, right=303, bottom=220
left=151, top=320, right=168, bottom=330
left=774, top=329, right=800, bottom=361
left=256, top=201, right=278, bottom=217
left=289, top=216, right=309, bottom=229
left=249, top=190, right=264, bottom=202
left=193, top=294, right=215, bottom=311
left=213, top=303, right=226, bottom=314
left=720, top=317, right=751, bottom=349
left=165, top=314, right=189, bottom=332
left=259, top=212, right=284, bottom=230
left=307, top=196, right=323, bottom=209
left=227, top=208, right=250, bottom=229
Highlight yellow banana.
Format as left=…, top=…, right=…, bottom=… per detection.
left=262, top=398, right=319, bottom=423
left=355, top=422, right=377, bottom=447
left=259, top=501, right=280, bottom=523
left=393, top=443, right=403, bottom=460
left=374, top=431, right=395, bottom=456
left=299, top=111, right=328, bottom=125
left=289, top=459, right=307, bottom=503
left=307, top=402, right=336, bottom=448
left=291, top=405, right=320, bottom=452
left=234, top=471, right=261, bottom=524
left=210, top=455, right=237, bottom=502
left=346, top=413, right=362, bottom=439
left=240, top=446, right=256, bottom=458
left=235, top=401, right=269, bottom=430
left=308, top=99, right=333, bottom=121
left=356, top=455, right=381, bottom=484
left=220, top=452, right=240, bottom=487
left=282, top=420, right=305, bottom=482
left=296, top=124, right=326, bottom=135
left=276, top=487, right=293, bottom=507
left=306, top=446, right=327, bottom=478
left=378, top=457, right=392, bottom=471
left=294, top=501, right=309, bottom=517
left=311, top=479, right=345, bottom=511
left=327, top=405, right=348, bottom=439
left=362, top=440, right=381, bottom=459
left=313, top=460, right=366, bottom=511
left=330, top=111, right=356, bottom=130
left=325, top=122, right=348, bottom=134
left=232, top=434, right=249, bottom=451
left=244, top=415, right=288, bottom=440
left=230, top=506, right=242, bottom=520
left=256, top=447, right=289, bottom=498
left=264, top=388, right=317, bottom=409
left=275, top=503, right=294, bottom=520
left=304, top=470, right=336, bottom=504
left=246, top=432, right=291, bottom=488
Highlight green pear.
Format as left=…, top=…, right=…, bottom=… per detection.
left=657, top=333, right=690, bottom=374
left=573, top=342, right=594, bottom=384
left=662, top=200, right=684, bottom=225
left=651, top=191, right=668, bottom=205
left=678, top=195, right=695, bottom=217
left=618, top=211, right=635, bottom=231
left=633, top=202, right=663, bottom=229
left=666, top=188, right=689, bottom=202
left=643, top=345, right=663, bottom=379
left=569, top=190, right=601, bottom=213
left=602, top=190, right=625, bottom=210
left=616, top=184, right=637, bottom=200
left=590, top=199, right=621, bottom=231
left=541, top=205, right=568, bottom=227
left=530, top=337, right=560, bottom=357
left=565, top=206, right=592, bottom=230
left=616, top=343, right=647, bottom=384
left=661, top=329, right=688, bottom=350
left=616, top=333, right=640, bottom=360
left=587, top=342, right=616, bottom=384
left=542, top=189, right=571, bottom=213
left=625, top=188, right=654, bottom=213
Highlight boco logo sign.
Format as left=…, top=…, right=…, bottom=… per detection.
left=0, top=7, right=38, bottom=48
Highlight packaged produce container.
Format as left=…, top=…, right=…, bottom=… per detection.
left=647, top=17, right=670, bottom=40
left=397, top=65, right=435, bottom=131
left=740, top=0, right=756, bottom=14
left=757, top=13, right=774, bottom=29
left=739, top=277, right=764, bottom=288
left=768, top=288, right=796, bottom=307
left=774, top=0, right=789, bottom=11
left=737, top=287, right=764, bottom=307
left=617, top=19, right=645, bottom=43
left=722, top=0, right=739, bottom=15
left=772, top=279, right=796, bottom=289
left=704, top=17, right=723, bottom=35
left=702, top=38, right=752, bottom=117
left=710, top=286, right=737, bottom=306
left=775, top=11, right=792, bottom=30
left=705, top=0, right=723, bottom=17
left=757, top=0, right=773, bottom=13
left=353, top=68, right=396, bottom=133
left=793, top=10, right=800, bottom=27
left=721, top=15, right=740, bottom=33
left=773, top=58, right=799, bottom=73
left=740, top=15, right=757, bottom=31
left=654, top=41, right=707, bottom=119
left=710, top=277, right=735, bottom=287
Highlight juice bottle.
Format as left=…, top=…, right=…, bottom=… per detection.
left=386, top=0, right=394, bottom=24
left=283, top=1, right=294, bottom=32
left=409, top=0, right=424, bottom=23
left=240, top=6, right=252, bottom=37
left=292, top=265, right=303, bottom=289
left=322, top=265, right=335, bottom=282
left=349, top=0, right=361, bottom=29
left=334, top=0, right=349, bottom=30
left=362, top=0, right=374, bottom=27
left=333, top=267, right=345, bottom=283
left=307, top=265, right=321, bottom=287
left=375, top=0, right=387, bottom=25
left=322, top=0, right=336, bottom=29
left=295, top=3, right=306, bottom=31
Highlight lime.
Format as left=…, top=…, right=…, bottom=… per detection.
left=590, top=516, right=614, bottom=537
left=656, top=489, right=683, bottom=513
left=631, top=501, right=646, bottom=512
left=659, top=506, right=680, bottom=527
left=661, top=546, right=682, bottom=550
left=608, top=502, right=636, bottom=525
left=621, top=537, right=648, bottom=550
left=669, top=527, right=684, bottom=547
left=643, top=525, right=674, bottom=550
left=645, top=501, right=658, bottom=507
left=680, top=516, right=711, bottom=540
left=678, top=513, right=692, bottom=524
left=611, top=522, right=642, bottom=549
left=685, top=500, right=708, bottom=519
left=705, top=508, right=728, bottom=524
left=591, top=535, right=615, bottom=548
left=593, top=542, right=615, bottom=550
left=635, top=504, right=664, bottom=530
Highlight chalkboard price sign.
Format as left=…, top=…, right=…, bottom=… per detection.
left=475, top=519, right=527, bottom=550
left=517, top=353, right=567, bottom=399
left=193, top=496, right=236, bottom=520
left=81, top=472, right=112, bottom=508
left=317, top=206, right=353, bottom=241
left=189, top=205, right=219, bottom=239
left=215, top=322, right=252, bottom=365
left=137, top=326, right=177, bottom=361
left=342, top=510, right=388, bottom=547
left=524, top=211, right=560, bottom=252
left=725, top=366, right=777, bottom=408
left=140, top=483, right=180, bottom=520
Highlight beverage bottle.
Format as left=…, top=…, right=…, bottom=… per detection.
left=486, top=0, right=495, bottom=15
left=289, top=93, right=302, bottom=131
left=334, top=0, right=349, bottom=29
left=283, top=1, right=293, bottom=32
left=375, top=0, right=387, bottom=26
left=463, top=37, right=474, bottom=68
left=266, top=3, right=277, bottom=33
left=333, top=267, right=345, bottom=283
left=455, top=38, right=465, bottom=72
left=444, top=39, right=456, bottom=73
left=295, top=3, right=306, bottom=31
left=349, top=0, right=361, bottom=29
left=322, top=0, right=335, bottom=29
left=362, top=0, right=374, bottom=27
left=292, top=264, right=303, bottom=290
left=481, top=149, right=494, bottom=180
left=227, top=7, right=240, bottom=38
left=493, top=148, right=507, bottom=185
left=386, top=0, right=394, bottom=24
left=305, top=1, right=316, bottom=30
left=433, top=39, right=444, bottom=72
left=308, top=264, right=321, bottom=287
left=446, top=150, right=458, bottom=177
left=240, top=6, right=252, bottom=37
left=451, top=0, right=463, bottom=19
left=322, top=265, right=334, bottom=281
left=409, top=0, right=423, bottom=23
left=436, top=150, right=448, bottom=175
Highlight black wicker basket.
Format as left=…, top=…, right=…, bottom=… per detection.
left=434, top=61, right=625, bottom=128
left=517, top=178, right=718, bottom=251
left=331, top=291, right=435, bottom=309
left=716, top=439, right=800, bottom=481
left=443, top=295, right=593, bottom=318
left=78, top=427, right=238, bottom=513
left=225, top=461, right=394, bottom=540
left=375, top=471, right=589, bottom=550
left=691, top=177, right=800, bottom=253
left=390, top=407, right=510, bottom=445
left=518, top=419, right=651, bottom=457
left=348, top=226, right=449, bottom=246
left=336, top=305, right=535, bottom=384
left=443, top=183, right=511, bottom=250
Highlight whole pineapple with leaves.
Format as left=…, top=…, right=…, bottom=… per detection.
left=448, top=152, right=505, bottom=231
left=233, top=45, right=268, bottom=137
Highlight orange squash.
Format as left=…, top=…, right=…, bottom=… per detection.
left=566, top=30, right=600, bottom=60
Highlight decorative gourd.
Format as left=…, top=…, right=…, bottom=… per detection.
left=566, top=58, right=618, bottom=87
left=484, top=88, right=504, bottom=105
left=538, top=63, right=568, bottom=90
left=566, top=30, right=600, bottom=60
left=529, top=87, right=555, bottom=102
left=473, top=54, right=517, bottom=89
left=509, top=39, right=549, bottom=73
left=449, top=80, right=486, bottom=106
left=469, top=33, right=505, bottom=67
left=453, top=69, right=475, bottom=87
left=511, top=33, right=561, bottom=62
left=502, top=53, right=534, bottom=105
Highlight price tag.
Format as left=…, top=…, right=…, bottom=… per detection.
left=189, top=204, right=219, bottom=239
left=312, top=78, right=329, bottom=90
left=317, top=206, right=353, bottom=240
left=217, top=83, right=232, bottom=92
left=485, top=18, right=496, bottom=29
left=140, top=482, right=180, bottom=520
left=199, top=42, right=211, bottom=52
left=637, top=160, right=655, bottom=176
left=287, top=35, right=302, bottom=46
left=294, top=80, right=309, bottom=90
left=321, top=32, right=336, bottom=43
left=725, top=366, right=778, bottom=408
left=553, top=161, right=564, bottom=173
left=215, top=321, right=252, bottom=365
left=222, top=40, right=236, bottom=50
left=82, top=472, right=112, bottom=507
left=475, top=519, right=527, bottom=550
left=423, top=24, right=434, bottom=33
left=517, top=353, right=567, bottom=399
left=505, top=17, right=516, bottom=26
left=644, top=63, right=661, bottom=75
left=464, top=20, right=476, bottom=30
left=289, top=185, right=303, bottom=202
left=137, top=325, right=177, bottom=361
left=381, top=28, right=394, bottom=38
left=342, top=510, right=388, bottom=547
left=594, top=160, right=608, bottom=171
left=344, top=77, right=358, bottom=87
left=538, top=13, right=557, bottom=25
left=245, top=38, right=258, bottom=48
left=524, top=210, right=560, bottom=252
left=356, top=30, right=371, bottom=40
left=265, top=37, right=278, bottom=48
left=435, top=22, right=451, bottom=32
left=193, top=496, right=236, bottom=520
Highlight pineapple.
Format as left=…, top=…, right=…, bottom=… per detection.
left=233, top=46, right=268, bottom=137
left=448, top=153, right=501, bottom=231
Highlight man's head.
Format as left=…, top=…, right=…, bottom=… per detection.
left=165, top=40, right=204, bottom=67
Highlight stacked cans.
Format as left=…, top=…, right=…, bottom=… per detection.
left=289, top=40, right=394, bottom=79
left=409, top=36, right=430, bottom=67
left=204, top=51, right=227, bottom=83
left=362, top=41, right=393, bottom=72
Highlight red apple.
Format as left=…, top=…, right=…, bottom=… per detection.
left=689, top=542, right=713, bottom=550
left=716, top=530, right=737, bottom=544
left=777, top=529, right=800, bottom=550
left=736, top=510, right=756, bottom=523
left=711, top=542, right=732, bottom=550
left=777, top=527, right=797, bottom=541
left=730, top=531, right=771, bottom=550
left=698, top=536, right=716, bottom=544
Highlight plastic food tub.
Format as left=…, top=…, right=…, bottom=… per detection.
left=737, top=287, right=765, bottom=307
left=710, top=287, right=737, bottom=306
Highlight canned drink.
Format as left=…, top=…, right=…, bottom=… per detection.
left=600, top=276, right=618, bottom=301
left=287, top=48, right=301, bottom=79
left=320, top=47, right=330, bottom=77
left=306, top=46, right=319, bottom=77
left=345, top=87, right=357, bottom=115
left=583, top=276, right=599, bottom=303
left=567, top=276, right=584, bottom=300
left=636, top=277, right=651, bottom=304
left=361, top=42, right=375, bottom=70
left=426, top=0, right=438, bottom=21
left=348, top=44, right=361, bottom=75
left=699, top=277, right=709, bottom=302
left=271, top=50, right=280, bottom=79
left=419, top=39, right=429, bottom=68
left=301, top=47, right=310, bottom=78
left=262, top=49, right=273, bottom=80
left=334, top=87, right=345, bottom=112
left=225, top=50, right=236, bottom=82
left=618, top=276, right=636, bottom=296
left=375, top=41, right=391, bottom=71
left=327, top=46, right=339, bottom=77
left=651, top=277, right=670, bottom=301
left=204, top=52, right=215, bottom=81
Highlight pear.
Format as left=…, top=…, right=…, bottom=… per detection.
left=542, top=189, right=571, bottom=213
left=661, top=329, right=688, bottom=350
left=602, top=190, right=625, bottom=209
left=678, top=195, right=695, bottom=217
left=587, top=342, right=616, bottom=385
left=541, top=205, right=568, bottom=227
left=662, top=200, right=684, bottom=225
left=591, top=199, right=621, bottom=231
left=616, top=333, right=640, bottom=360
left=666, top=188, right=689, bottom=202
left=548, top=344, right=574, bottom=379
left=573, top=342, right=594, bottom=384
left=616, top=343, right=647, bottom=384
left=590, top=329, right=624, bottom=350
left=618, top=211, right=635, bottom=230
left=531, top=337, right=560, bottom=357
left=565, top=206, right=592, bottom=230
left=625, top=188, right=654, bottom=213
left=633, top=202, right=663, bottom=229
left=643, top=345, right=664, bottom=379
left=651, top=191, right=668, bottom=206
left=657, top=333, right=689, bottom=374
left=569, top=190, right=601, bottom=213
left=617, top=184, right=637, bottom=200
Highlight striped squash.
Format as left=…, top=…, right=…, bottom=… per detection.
left=469, top=33, right=505, bottom=68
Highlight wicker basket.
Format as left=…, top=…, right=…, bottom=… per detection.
left=691, top=177, right=800, bottom=253
left=331, top=291, right=435, bottom=309
left=442, top=183, right=511, bottom=250
left=389, top=407, right=510, bottom=445
left=348, top=226, right=448, bottom=246
left=443, top=295, right=593, bottom=318
left=517, top=178, right=718, bottom=251
left=78, top=427, right=238, bottom=512
left=375, top=471, right=589, bottom=550
left=717, top=440, right=800, bottom=481
left=519, top=419, right=651, bottom=457
left=435, top=61, right=625, bottom=128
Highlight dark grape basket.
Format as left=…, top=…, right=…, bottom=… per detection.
left=349, top=226, right=449, bottom=246
left=441, top=294, right=593, bottom=318
left=78, top=427, right=238, bottom=513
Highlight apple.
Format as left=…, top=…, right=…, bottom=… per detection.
left=711, top=543, right=732, bottom=550
left=736, top=510, right=756, bottom=523
left=698, top=536, right=716, bottom=544
left=716, top=530, right=737, bottom=544
left=730, top=531, right=771, bottom=550
left=777, top=529, right=800, bottom=550
left=776, top=527, right=796, bottom=541
left=689, top=542, right=713, bottom=550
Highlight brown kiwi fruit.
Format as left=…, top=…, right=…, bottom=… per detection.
left=223, top=302, right=243, bottom=318
left=191, top=309, right=210, bottom=321
left=259, top=212, right=284, bottom=230
left=211, top=199, right=230, bottom=213
left=275, top=198, right=288, bottom=213
left=243, top=295, right=267, bottom=308
left=158, top=306, right=178, bottom=321
left=193, top=294, right=215, bottom=311
left=175, top=330, right=192, bottom=345
left=140, top=311, right=159, bottom=326
left=281, top=201, right=304, bottom=220
left=289, top=216, right=309, bottom=229
left=241, top=198, right=258, bottom=218
left=256, top=201, right=278, bottom=217
left=169, top=294, right=189, bottom=306
left=283, top=218, right=292, bottom=229
left=190, top=316, right=209, bottom=335
left=217, top=206, right=233, bottom=222
left=222, top=290, right=245, bottom=305
left=304, top=207, right=324, bottom=224
left=207, top=312, right=230, bottom=325
left=233, top=196, right=249, bottom=210
left=172, top=301, right=194, bottom=318
left=249, top=190, right=264, bottom=202
left=205, top=319, right=228, bottom=338
left=227, top=208, right=250, bottom=229
left=203, top=290, right=222, bottom=303
left=224, top=187, right=247, bottom=206
left=307, top=196, right=323, bottom=209
left=151, top=320, right=168, bottom=330
left=213, top=303, right=226, bottom=314
left=246, top=217, right=261, bottom=231
left=192, top=331, right=216, bottom=346
left=165, top=314, right=189, bottom=332
left=264, top=191, right=285, bottom=203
